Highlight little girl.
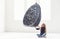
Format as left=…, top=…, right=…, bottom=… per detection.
left=40, top=23, right=46, bottom=37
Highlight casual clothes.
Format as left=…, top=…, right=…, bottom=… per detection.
left=40, top=27, right=46, bottom=37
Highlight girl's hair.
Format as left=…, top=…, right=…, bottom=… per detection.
left=41, top=23, right=46, bottom=27
left=41, top=23, right=46, bottom=32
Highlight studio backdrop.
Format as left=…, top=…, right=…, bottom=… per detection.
left=5, top=0, right=51, bottom=33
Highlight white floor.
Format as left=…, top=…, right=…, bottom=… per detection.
left=0, top=33, right=60, bottom=39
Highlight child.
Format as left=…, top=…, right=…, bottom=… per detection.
left=40, top=23, right=46, bottom=37
left=36, top=23, right=46, bottom=37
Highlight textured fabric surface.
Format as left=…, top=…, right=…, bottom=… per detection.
left=23, top=3, right=41, bottom=27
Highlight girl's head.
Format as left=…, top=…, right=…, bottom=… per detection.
left=41, top=23, right=46, bottom=27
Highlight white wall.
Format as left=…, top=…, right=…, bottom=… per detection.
left=0, top=0, right=60, bottom=33
left=46, top=0, right=60, bottom=33
left=5, top=0, right=51, bottom=33
left=0, top=0, right=5, bottom=32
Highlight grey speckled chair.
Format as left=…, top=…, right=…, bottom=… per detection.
left=23, top=3, right=41, bottom=27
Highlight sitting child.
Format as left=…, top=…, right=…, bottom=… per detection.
left=40, top=23, right=46, bottom=37
left=36, top=23, right=46, bottom=37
